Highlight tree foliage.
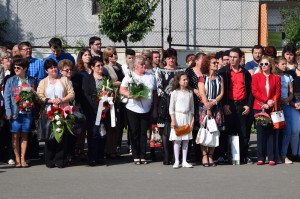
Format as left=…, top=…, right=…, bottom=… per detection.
left=280, top=5, right=300, bottom=46
left=97, top=0, right=159, bottom=49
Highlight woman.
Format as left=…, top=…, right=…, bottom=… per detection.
left=155, top=48, right=185, bottom=165
left=74, top=48, right=92, bottom=160
left=251, top=56, right=281, bottom=166
left=282, top=44, right=297, bottom=76
left=273, top=57, right=300, bottom=164
left=103, top=46, right=124, bottom=157
left=185, top=52, right=205, bottom=162
left=37, top=58, right=75, bottom=168
left=4, top=57, right=37, bottom=167
left=82, top=56, right=110, bottom=166
left=141, top=50, right=154, bottom=74
left=120, top=55, right=157, bottom=164
left=198, top=55, right=224, bottom=167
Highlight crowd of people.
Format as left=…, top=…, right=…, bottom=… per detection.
left=0, top=37, right=300, bottom=169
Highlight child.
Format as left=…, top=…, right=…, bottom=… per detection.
left=169, top=72, right=194, bottom=168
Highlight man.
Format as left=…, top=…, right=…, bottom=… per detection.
left=245, top=45, right=263, bottom=76
left=121, top=49, right=135, bottom=76
left=216, top=51, right=223, bottom=70
left=152, top=51, right=160, bottom=70
left=89, top=36, right=103, bottom=58
left=218, top=47, right=253, bottom=164
left=12, top=44, right=20, bottom=57
left=18, top=42, right=44, bottom=83
left=40, top=38, right=75, bottom=79
left=222, top=50, right=230, bottom=67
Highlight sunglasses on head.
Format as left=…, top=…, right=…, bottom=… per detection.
left=259, top=62, right=269, bottom=66
left=109, top=52, right=117, bottom=57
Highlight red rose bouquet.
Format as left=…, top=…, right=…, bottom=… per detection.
left=13, top=82, right=40, bottom=112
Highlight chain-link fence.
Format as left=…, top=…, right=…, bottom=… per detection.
left=0, top=0, right=298, bottom=50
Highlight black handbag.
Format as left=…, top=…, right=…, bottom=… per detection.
left=36, top=98, right=52, bottom=141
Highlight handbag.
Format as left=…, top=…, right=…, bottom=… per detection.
left=207, top=118, right=219, bottom=133
left=271, top=101, right=286, bottom=130
left=175, top=124, right=191, bottom=136
left=196, top=116, right=220, bottom=147
left=36, top=98, right=51, bottom=141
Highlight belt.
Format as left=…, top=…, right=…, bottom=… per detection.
left=229, top=99, right=246, bottom=105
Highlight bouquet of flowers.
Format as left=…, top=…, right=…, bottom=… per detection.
left=97, top=77, right=115, bottom=105
left=47, top=105, right=76, bottom=143
left=127, top=72, right=151, bottom=99
left=13, top=82, right=40, bottom=112
left=254, top=110, right=272, bottom=127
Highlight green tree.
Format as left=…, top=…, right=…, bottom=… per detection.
left=280, top=5, right=300, bottom=46
left=98, top=0, right=159, bottom=49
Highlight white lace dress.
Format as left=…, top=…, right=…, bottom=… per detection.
left=169, top=89, right=194, bottom=141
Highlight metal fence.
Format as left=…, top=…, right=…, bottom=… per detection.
left=0, top=0, right=298, bottom=50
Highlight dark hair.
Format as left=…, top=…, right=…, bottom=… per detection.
left=152, top=50, right=160, bottom=55
left=12, top=57, right=29, bottom=69
left=230, top=47, right=243, bottom=58
left=264, top=46, right=277, bottom=58
left=125, top=49, right=135, bottom=56
left=48, top=38, right=62, bottom=49
left=282, top=44, right=297, bottom=57
left=76, top=48, right=91, bottom=72
left=273, top=56, right=287, bottom=75
left=44, top=58, right=58, bottom=71
left=18, top=41, right=32, bottom=50
left=216, top=51, right=223, bottom=60
left=91, top=56, right=103, bottom=67
left=164, top=48, right=177, bottom=59
left=223, top=50, right=230, bottom=57
left=251, top=45, right=264, bottom=54
left=185, top=54, right=195, bottom=63
left=89, top=36, right=101, bottom=46
left=189, top=52, right=206, bottom=68
left=201, top=54, right=216, bottom=75
left=171, top=72, right=188, bottom=91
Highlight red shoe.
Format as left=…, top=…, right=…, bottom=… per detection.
left=269, top=161, right=276, bottom=166
left=256, top=161, right=264, bottom=165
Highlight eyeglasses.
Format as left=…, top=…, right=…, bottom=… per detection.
left=259, top=62, right=269, bottom=66
left=109, top=52, right=117, bottom=57
left=94, top=64, right=104, bottom=67
left=211, top=61, right=219, bottom=65
left=62, top=69, right=72, bottom=73
left=14, top=66, right=23, bottom=70
left=21, top=48, right=32, bottom=51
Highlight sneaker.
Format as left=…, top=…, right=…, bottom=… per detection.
left=182, top=162, right=193, bottom=168
left=8, top=159, right=15, bottom=165
left=246, top=157, right=254, bottom=164
left=284, top=157, right=293, bottom=164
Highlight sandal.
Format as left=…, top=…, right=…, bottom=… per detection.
left=202, top=154, right=209, bottom=167
left=208, top=154, right=216, bottom=167
left=15, top=162, right=21, bottom=168
left=21, top=162, right=29, bottom=168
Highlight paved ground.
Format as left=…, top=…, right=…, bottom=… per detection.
left=1, top=135, right=300, bottom=199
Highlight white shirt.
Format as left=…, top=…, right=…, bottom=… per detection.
left=121, top=64, right=130, bottom=76
left=121, top=72, right=156, bottom=113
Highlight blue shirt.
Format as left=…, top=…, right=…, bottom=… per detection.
left=40, top=52, right=75, bottom=79
left=27, top=57, right=44, bottom=84
left=245, top=60, right=258, bottom=72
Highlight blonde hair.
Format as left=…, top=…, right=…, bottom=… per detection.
left=58, top=59, right=73, bottom=71
left=103, top=46, right=116, bottom=65
left=259, top=55, right=275, bottom=73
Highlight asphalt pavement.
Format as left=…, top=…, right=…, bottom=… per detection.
left=1, top=135, right=300, bottom=199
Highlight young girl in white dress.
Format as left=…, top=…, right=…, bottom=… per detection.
left=169, top=72, right=194, bottom=168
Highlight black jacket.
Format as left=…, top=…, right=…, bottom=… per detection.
left=218, top=65, right=253, bottom=108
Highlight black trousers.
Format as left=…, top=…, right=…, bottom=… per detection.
left=45, top=134, right=68, bottom=168
left=224, top=101, right=250, bottom=162
left=126, top=109, right=150, bottom=160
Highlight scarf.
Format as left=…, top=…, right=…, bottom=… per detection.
left=104, top=63, right=118, bottom=82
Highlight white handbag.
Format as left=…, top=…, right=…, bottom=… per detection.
left=207, top=118, right=219, bottom=133
left=196, top=116, right=220, bottom=147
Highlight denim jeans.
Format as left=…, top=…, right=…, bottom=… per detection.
left=281, top=105, right=300, bottom=157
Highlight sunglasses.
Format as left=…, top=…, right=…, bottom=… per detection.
left=14, top=66, right=23, bottom=70
left=62, top=69, right=72, bottom=73
left=109, top=52, right=117, bottom=57
left=259, top=62, right=269, bottom=66
left=211, top=61, right=219, bottom=65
